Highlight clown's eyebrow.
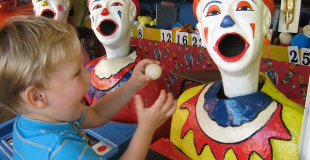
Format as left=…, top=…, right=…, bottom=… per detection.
left=92, top=0, right=101, bottom=6
left=203, top=1, right=222, bottom=13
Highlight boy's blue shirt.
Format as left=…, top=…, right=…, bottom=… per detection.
left=12, top=107, right=105, bottom=160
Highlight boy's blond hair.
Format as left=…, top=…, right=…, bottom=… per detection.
left=0, top=16, right=82, bottom=114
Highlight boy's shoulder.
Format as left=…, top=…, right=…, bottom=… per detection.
left=12, top=115, right=95, bottom=159
left=13, top=115, right=83, bottom=141
left=12, top=115, right=103, bottom=159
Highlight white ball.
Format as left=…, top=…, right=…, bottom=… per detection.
left=145, top=63, right=162, bottom=80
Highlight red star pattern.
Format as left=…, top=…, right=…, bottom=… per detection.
left=180, top=86, right=291, bottom=160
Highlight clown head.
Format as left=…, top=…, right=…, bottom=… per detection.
left=87, top=0, right=140, bottom=47
left=194, top=0, right=274, bottom=73
left=32, top=0, right=73, bottom=23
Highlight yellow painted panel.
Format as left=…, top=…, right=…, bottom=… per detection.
left=148, top=28, right=161, bottom=41
left=262, top=44, right=290, bottom=63
left=132, top=26, right=137, bottom=38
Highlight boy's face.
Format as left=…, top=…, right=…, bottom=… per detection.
left=195, top=0, right=269, bottom=73
left=32, top=0, right=70, bottom=23
left=42, top=53, right=91, bottom=122
left=88, top=0, right=135, bottom=46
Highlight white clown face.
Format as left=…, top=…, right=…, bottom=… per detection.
left=32, top=0, right=71, bottom=23
left=88, top=0, right=136, bottom=46
left=195, top=0, right=271, bottom=73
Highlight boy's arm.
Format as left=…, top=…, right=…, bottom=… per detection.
left=119, top=125, right=154, bottom=160
left=81, top=59, right=155, bottom=129
left=120, top=91, right=177, bottom=160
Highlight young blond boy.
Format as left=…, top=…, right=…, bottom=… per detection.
left=0, top=15, right=177, bottom=160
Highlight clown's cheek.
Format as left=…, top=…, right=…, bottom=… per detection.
left=58, top=5, right=63, bottom=12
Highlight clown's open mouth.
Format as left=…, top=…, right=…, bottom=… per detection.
left=41, top=9, right=55, bottom=19
left=97, top=19, right=118, bottom=37
left=214, top=33, right=249, bottom=62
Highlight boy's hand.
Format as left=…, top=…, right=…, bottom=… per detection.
left=135, top=90, right=177, bottom=133
left=129, top=59, right=161, bottom=90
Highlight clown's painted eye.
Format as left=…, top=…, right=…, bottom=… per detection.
left=111, top=2, right=123, bottom=6
left=206, top=5, right=221, bottom=16
left=236, top=1, right=253, bottom=11
left=92, top=4, right=102, bottom=10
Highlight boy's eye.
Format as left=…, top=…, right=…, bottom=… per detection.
left=75, top=69, right=82, bottom=76
left=236, top=1, right=253, bottom=11
left=206, top=5, right=221, bottom=16
left=92, top=4, right=102, bottom=10
left=111, top=2, right=123, bottom=6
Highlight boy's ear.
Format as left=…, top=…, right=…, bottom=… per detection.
left=21, top=86, right=47, bottom=109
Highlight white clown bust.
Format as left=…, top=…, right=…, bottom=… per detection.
left=32, top=0, right=91, bottom=67
left=32, top=0, right=73, bottom=23
left=170, top=0, right=304, bottom=159
left=85, top=0, right=171, bottom=142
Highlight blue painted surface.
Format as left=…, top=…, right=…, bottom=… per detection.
left=86, top=122, right=137, bottom=160
left=0, top=118, right=15, bottom=160
left=0, top=118, right=15, bottom=137
left=203, top=82, right=272, bottom=127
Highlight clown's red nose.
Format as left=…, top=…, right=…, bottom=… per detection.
left=101, top=8, right=109, bottom=16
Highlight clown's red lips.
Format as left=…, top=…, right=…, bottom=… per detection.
left=213, top=33, right=249, bottom=62
left=96, top=19, right=118, bottom=37
left=41, top=9, right=56, bottom=19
